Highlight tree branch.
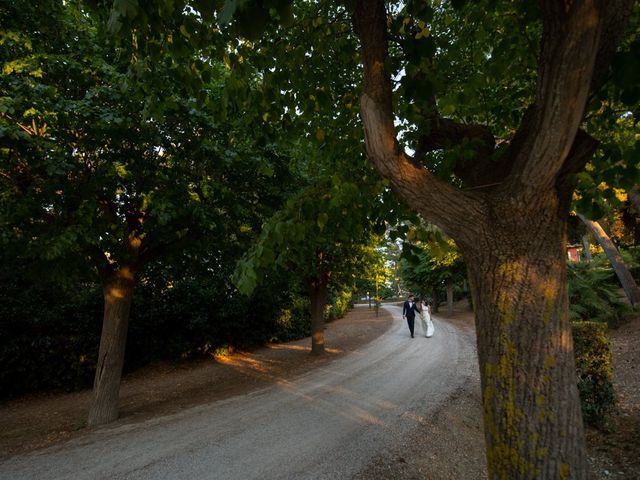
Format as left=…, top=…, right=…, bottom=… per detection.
left=556, top=129, right=599, bottom=212
left=577, top=211, right=640, bottom=306
left=413, top=120, right=502, bottom=189
left=506, top=1, right=633, bottom=197
left=506, top=1, right=601, bottom=193
left=353, top=0, right=484, bottom=244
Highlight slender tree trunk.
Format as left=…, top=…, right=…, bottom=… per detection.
left=577, top=213, right=640, bottom=306
left=307, top=276, right=328, bottom=355
left=426, top=287, right=438, bottom=313
left=463, top=204, right=586, bottom=479
left=88, top=266, right=136, bottom=426
left=581, top=235, right=592, bottom=262
left=446, top=278, right=454, bottom=316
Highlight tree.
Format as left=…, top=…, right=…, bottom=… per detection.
left=0, top=2, right=290, bottom=425
left=222, top=0, right=404, bottom=353
left=351, top=1, right=636, bottom=477
left=234, top=176, right=389, bottom=354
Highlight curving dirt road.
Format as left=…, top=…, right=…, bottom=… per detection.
left=0, top=305, right=478, bottom=480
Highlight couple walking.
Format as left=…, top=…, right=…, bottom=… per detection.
left=402, top=295, right=434, bottom=338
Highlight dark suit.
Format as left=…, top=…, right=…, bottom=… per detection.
left=402, top=300, right=420, bottom=337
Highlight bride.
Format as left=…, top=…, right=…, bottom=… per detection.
left=420, top=299, right=435, bottom=338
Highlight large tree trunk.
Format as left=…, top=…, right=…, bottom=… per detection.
left=577, top=213, right=640, bottom=306
left=463, top=202, right=586, bottom=478
left=88, top=266, right=136, bottom=426
left=307, top=275, right=328, bottom=355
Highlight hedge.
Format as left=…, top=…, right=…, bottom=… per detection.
left=572, top=321, right=616, bottom=429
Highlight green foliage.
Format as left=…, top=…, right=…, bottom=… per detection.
left=573, top=4, right=640, bottom=219
left=568, top=259, right=630, bottom=326
left=354, top=251, right=392, bottom=298
left=326, top=288, right=353, bottom=321
left=572, top=321, right=616, bottom=429
left=389, top=0, right=539, bottom=178
left=621, top=248, right=640, bottom=286
left=0, top=0, right=292, bottom=280
left=270, top=293, right=310, bottom=342
left=233, top=174, right=390, bottom=294
left=399, top=226, right=467, bottom=303
left=223, top=0, right=402, bottom=308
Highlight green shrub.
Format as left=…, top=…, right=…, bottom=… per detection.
left=270, top=294, right=310, bottom=342
left=126, top=272, right=309, bottom=363
left=568, top=261, right=629, bottom=326
left=326, top=288, right=353, bottom=321
left=0, top=259, right=102, bottom=397
left=572, top=321, right=616, bottom=429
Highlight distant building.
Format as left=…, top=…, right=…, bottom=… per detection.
left=567, top=244, right=581, bottom=262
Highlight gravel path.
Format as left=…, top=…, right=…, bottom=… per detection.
left=0, top=305, right=478, bottom=480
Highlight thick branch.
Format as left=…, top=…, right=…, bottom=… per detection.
left=417, top=119, right=494, bottom=152
left=137, top=229, right=194, bottom=266
left=508, top=1, right=601, bottom=191
left=556, top=130, right=599, bottom=213
left=558, top=130, right=599, bottom=179
left=89, top=247, right=114, bottom=281
left=360, top=95, right=483, bottom=246
left=352, top=0, right=394, bottom=122
left=354, top=0, right=483, bottom=244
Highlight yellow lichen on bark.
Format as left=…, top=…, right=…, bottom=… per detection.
left=483, top=334, right=530, bottom=476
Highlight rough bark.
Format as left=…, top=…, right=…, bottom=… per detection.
left=463, top=196, right=586, bottom=478
left=307, top=275, right=328, bottom=355
left=577, top=213, right=640, bottom=306
left=506, top=2, right=600, bottom=198
left=87, top=265, right=136, bottom=426
left=353, top=1, right=632, bottom=477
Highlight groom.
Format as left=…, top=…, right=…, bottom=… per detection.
left=402, top=294, right=419, bottom=338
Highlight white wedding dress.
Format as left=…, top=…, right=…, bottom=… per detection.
left=420, top=305, right=435, bottom=338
